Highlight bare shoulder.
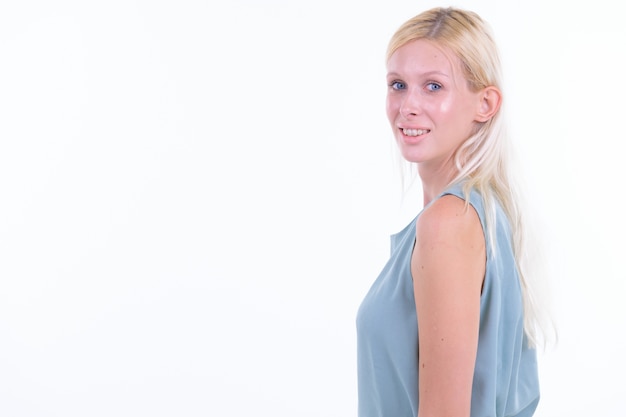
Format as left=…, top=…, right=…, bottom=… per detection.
left=416, top=194, right=484, bottom=248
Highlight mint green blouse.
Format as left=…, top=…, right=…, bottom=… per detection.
left=356, top=184, right=539, bottom=417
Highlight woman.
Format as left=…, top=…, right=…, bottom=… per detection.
left=356, top=7, right=543, bottom=417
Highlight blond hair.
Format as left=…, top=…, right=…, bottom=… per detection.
left=388, top=7, right=553, bottom=347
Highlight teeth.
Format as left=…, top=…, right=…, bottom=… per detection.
left=403, top=128, right=429, bottom=136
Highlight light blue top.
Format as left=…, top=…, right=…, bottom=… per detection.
left=356, top=184, right=539, bottom=417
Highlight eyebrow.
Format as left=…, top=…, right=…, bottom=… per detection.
left=386, top=70, right=451, bottom=79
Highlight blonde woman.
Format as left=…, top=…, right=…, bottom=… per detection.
left=357, top=7, right=545, bottom=417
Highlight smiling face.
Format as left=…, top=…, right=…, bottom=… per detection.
left=386, top=39, right=483, bottom=174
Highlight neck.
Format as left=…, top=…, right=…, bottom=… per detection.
left=418, top=162, right=458, bottom=206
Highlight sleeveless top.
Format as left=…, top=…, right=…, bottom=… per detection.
left=356, top=184, right=539, bottom=417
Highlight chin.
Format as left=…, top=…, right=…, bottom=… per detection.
left=398, top=149, right=425, bottom=164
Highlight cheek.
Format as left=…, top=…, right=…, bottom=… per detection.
left=386, top=95, right=399, bottom=123
left=429, top=97, right=471, bottom=131
left=434, top=95, right=455, bottom=116
left=438, top=94, right=477, bottom=123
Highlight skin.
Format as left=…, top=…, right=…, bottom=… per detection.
left=386, top=39, right=501, bottom=417
left=386, top=39, right=501, bottom=205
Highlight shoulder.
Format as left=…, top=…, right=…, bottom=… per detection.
left=416, top=194, right=484, bottom=248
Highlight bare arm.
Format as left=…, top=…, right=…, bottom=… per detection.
left=412, top=195, right=486, bottom=417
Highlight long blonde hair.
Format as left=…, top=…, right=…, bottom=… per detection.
left=388, top=7, right=552, bottom=347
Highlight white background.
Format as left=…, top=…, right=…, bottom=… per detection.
left=1, top=0, right=624, bottom=416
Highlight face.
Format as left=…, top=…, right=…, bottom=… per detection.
left=386, top=39, right=483, bottom=171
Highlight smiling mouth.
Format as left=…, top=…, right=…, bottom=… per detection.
left=402, top=128, right=430, bottom=137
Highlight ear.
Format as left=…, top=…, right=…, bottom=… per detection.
left=474, top=86, right=502, bottom=122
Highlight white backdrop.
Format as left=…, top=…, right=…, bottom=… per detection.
left=1, top=0, right=624, bottom=416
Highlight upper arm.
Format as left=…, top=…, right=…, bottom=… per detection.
left=411, top=195, right=486, bottom=417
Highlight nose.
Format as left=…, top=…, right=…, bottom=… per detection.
left=400, top=93, right=421, bottom=118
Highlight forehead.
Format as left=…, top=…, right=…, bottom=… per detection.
left=387, top=39, right=461, bottom=78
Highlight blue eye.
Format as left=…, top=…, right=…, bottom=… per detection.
left=389, top=80, right=406, bottom=90
left=426, top=82, right=442, bottom=91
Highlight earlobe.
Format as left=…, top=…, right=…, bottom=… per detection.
left=475, top=86, right=502, bottom=122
